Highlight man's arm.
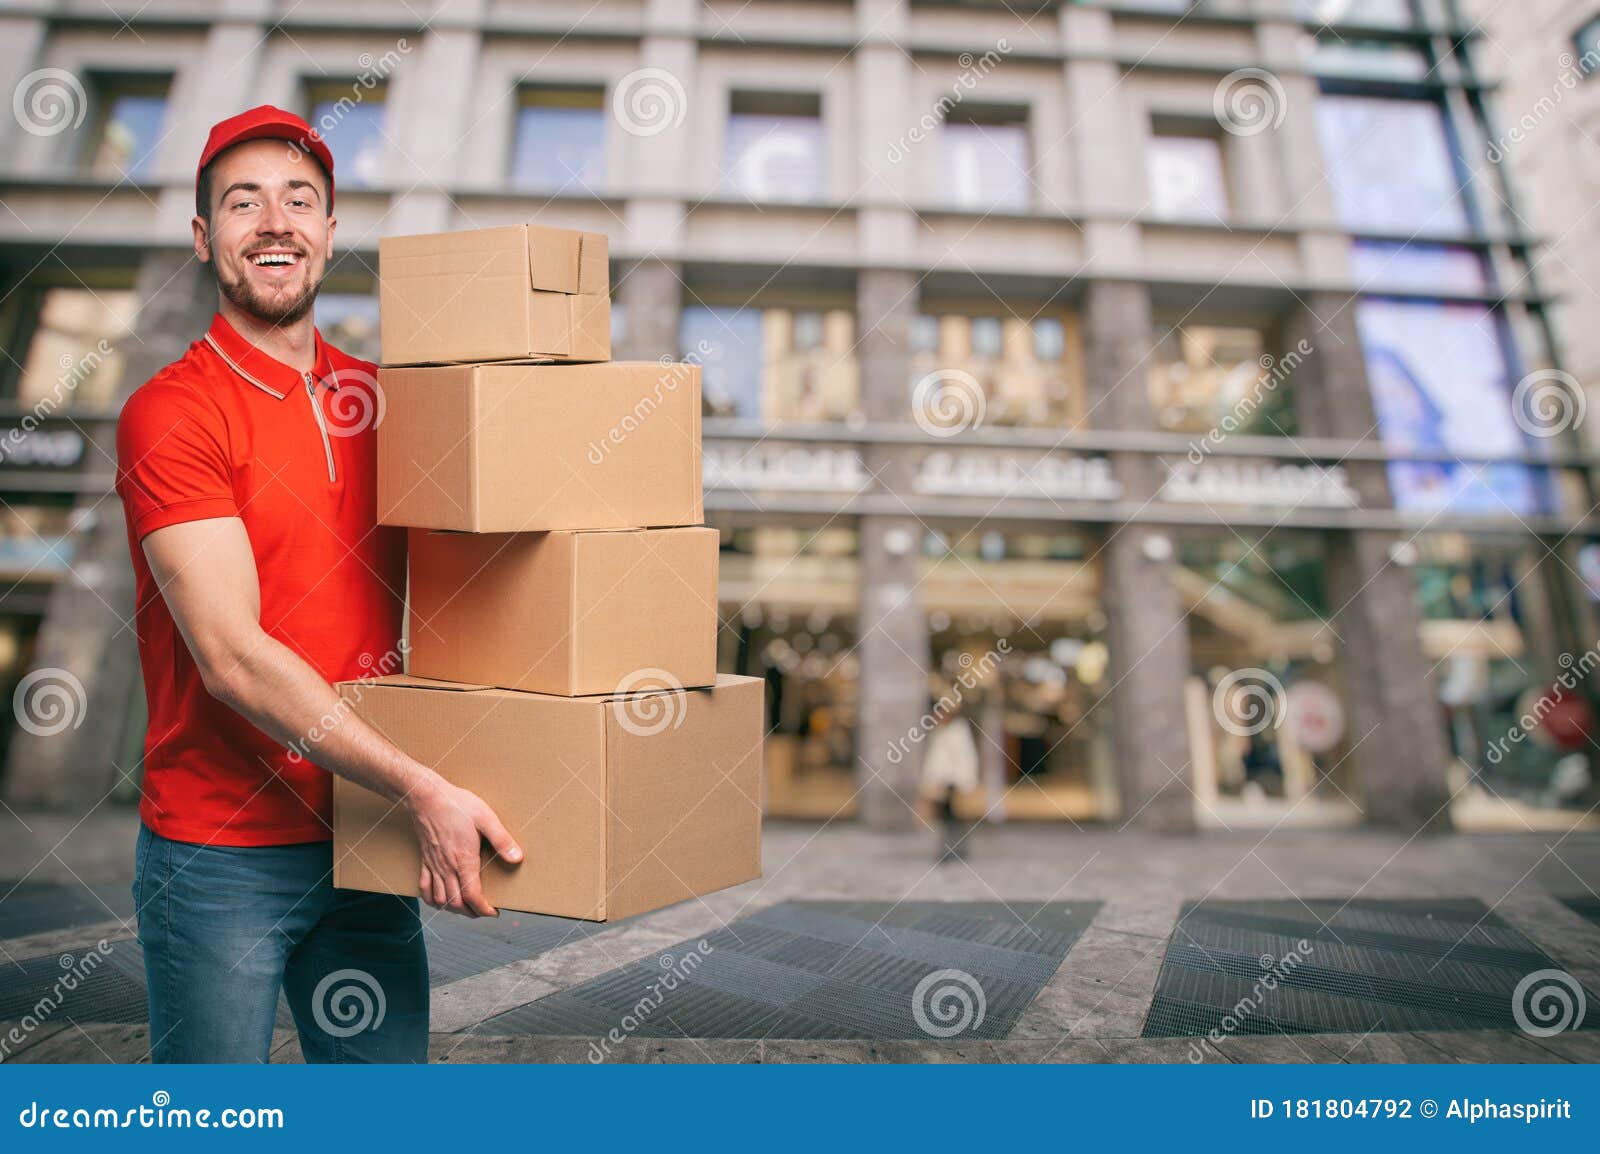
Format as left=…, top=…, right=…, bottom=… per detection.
left=140, top=515, right=522, bottom=917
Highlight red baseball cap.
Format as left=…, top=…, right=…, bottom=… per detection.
left=195, top=105, right=335, bottom=215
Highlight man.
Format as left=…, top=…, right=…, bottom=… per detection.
left=115, top=106, right=522, bottom=1064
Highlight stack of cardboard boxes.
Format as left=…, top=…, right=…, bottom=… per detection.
left=331, top=223, right=763, bottom=923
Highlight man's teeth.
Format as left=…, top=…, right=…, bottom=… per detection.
left=250, top=253, right=299, bottom=266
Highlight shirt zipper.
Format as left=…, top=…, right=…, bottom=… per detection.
left=305, top=371, right=337, bottom=484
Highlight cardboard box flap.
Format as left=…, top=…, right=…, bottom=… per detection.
left=594, top=671, right=739, bottom=704
left=577, top=232, right=609, bottom=294
left=526, top=225, right=580, bottom=294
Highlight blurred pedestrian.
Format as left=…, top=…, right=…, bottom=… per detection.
left=921, top=700, right=980, bottom=863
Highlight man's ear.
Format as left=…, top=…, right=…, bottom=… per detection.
left=324, top=213, right=336, bottom=259
left=192, top=216, right=211, bottom=264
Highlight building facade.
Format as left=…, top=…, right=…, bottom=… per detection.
left=0, top=0, right=1595, bottom=833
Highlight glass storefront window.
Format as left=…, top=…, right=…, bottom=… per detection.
left=1316, top=95, right=1469, bottom=233
left=1350, top=240, right=1490, bottom=294
left=681, top=305, right=860, bottom=421
left=86, top=79, right=169, bottom=181
left=1305, top=36, right=1430, bottom=81
left=306, top=82, right=386, bottom=188
left=11, top=288, right=138, bottom=412
left=315, top=293, right=380, bottom=363
left=1148, top=324, right=1295, bottom=436
left=1354, top=298, right=1550, bottom=515
left=0, top=503, right=76, bottom=578
left=511, top=86, right=605, bottom=192
left=1147, top=134, right=1230, bottom=221
left=1413, top=535, right=1589, bottom=813
left=724, top=94, right=824, bottom=202
left=1179, top=535, right=1352, bottom=816
left=909, top=312, right=1083, bottom=428
left=940, top=117, right=1030, bottom=211
left=1295, top=0, right=1413, bottom=27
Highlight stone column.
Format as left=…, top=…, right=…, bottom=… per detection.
left=1285, top=294, right=1454, bottom=832
left=616, top=258, right=683, bottom=362
left=1083, top=280, right=1196, bottom=832
left=3, top=253, right=217, bottom=808
left=855, top=268, right=928, bottom=830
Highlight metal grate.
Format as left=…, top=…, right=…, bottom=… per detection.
left=1142, top=897, right=1600, bottom=1037
left=0, top=881, right=134, bottom=941
left=474, top=899, right=1100, bottom=1040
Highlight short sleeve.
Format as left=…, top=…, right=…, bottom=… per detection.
left=115, top=380, right=239, bottom=541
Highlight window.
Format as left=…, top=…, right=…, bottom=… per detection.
left=1349, top=241, right=1489, bottom=294
left=305, top=81, right=387, bottom=189
left=1576, top=17, right=1600, bottom=77
left=511, top=85, right=605, bottom=192
left=910, top=312, right=1082, bottom=427
left=10, top=287, right=138, bottom=412
left=681, top=305, right=860, bottom=421
left=84, top=77, right=169, bottom=181
left=724, top=92, right=824, bottom=202
left=1297, top=0, right=1412, bottom=27
left=1148, top=325, right=1293, bottom=436
left=1306, top=36, right=1429, bottom=81
left=1355, top=298, right=1548, bottom=515
left=1316, top=95, right=1469, bottom=233
left=315, top=292, right=380, bottom=363
left=940, top=106, right=1030, bottom=211
left=1147, top=132, right=1229, bottom=221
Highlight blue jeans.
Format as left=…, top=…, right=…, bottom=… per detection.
left=132, top=823, right=429, bottom=1064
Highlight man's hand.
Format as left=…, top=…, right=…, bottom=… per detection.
left=405, top=777, right=524, bottom=917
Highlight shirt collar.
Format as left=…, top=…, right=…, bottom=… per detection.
left=203, top=312, right=338, bottom=401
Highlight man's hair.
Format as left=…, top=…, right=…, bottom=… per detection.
left=195, top=151, right=333, bottom=223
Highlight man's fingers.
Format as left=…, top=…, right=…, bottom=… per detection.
left=419, top=866, right=440, bottom=908
left=460, top=870, right=497, bottom=918
left=476, top=807, right=523, bottom=865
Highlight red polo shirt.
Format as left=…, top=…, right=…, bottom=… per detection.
left=115, top=313, right=405, bottom=846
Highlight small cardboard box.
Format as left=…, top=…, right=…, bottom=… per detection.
left=331, top=674, right=764, bottom=921
left=408, top=525, right=719, bottom=696
left=377, top=360, right=703, bottom=532
left=379, top=224, right=610, bottom=365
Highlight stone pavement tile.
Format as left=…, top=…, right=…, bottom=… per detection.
left=868, top=1040, right=1000, bottom=1063
left=10, top=1023, right=149, bottom=1063
left=595, top=1037, right=763, bottom=1064
left=0, top=1018, right=72, bottom=1061
left=992, top=1039, right=1116, bottom=1063
left=505, top=922, right=695, bottom=992
left=429, top=970, right=562, bottom=1034
left=1089, top=898, right=1186, bottom=942
left=1096, top=1037, right=1228, bottom=1063
left=0, top=923, right=134, bottom=965
left=431, top=1034, right=593, bottom=1063
left=758, top=1040, right=897, bottom=1064
left=1207, top=1033, right=1349, bottom=1064
left=1333, top=1032, right=1463, bottom=1063
left=1409, top=1029, right=1572, bottom=1063
left=1522, top=1030, right=1600, bottom=1062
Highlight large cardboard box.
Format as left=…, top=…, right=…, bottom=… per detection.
left=379, top=224, right=610, bottom=365
left=331, top=674, right=763, bottom=921
left=377, top=360, right=703, bottom=531
left=408, top=525, right=719, bottom=696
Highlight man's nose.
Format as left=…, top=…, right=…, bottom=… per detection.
left=256, top=200, right=293, bottom=236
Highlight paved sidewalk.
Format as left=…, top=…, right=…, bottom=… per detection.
left=3, top=809, right=1599, bottom=1063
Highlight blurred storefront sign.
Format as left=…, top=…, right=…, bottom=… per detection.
left=1161, top=458, right=1360, bottom=509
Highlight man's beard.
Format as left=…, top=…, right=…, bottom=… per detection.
left=212, top=243, right=322, bottom=325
